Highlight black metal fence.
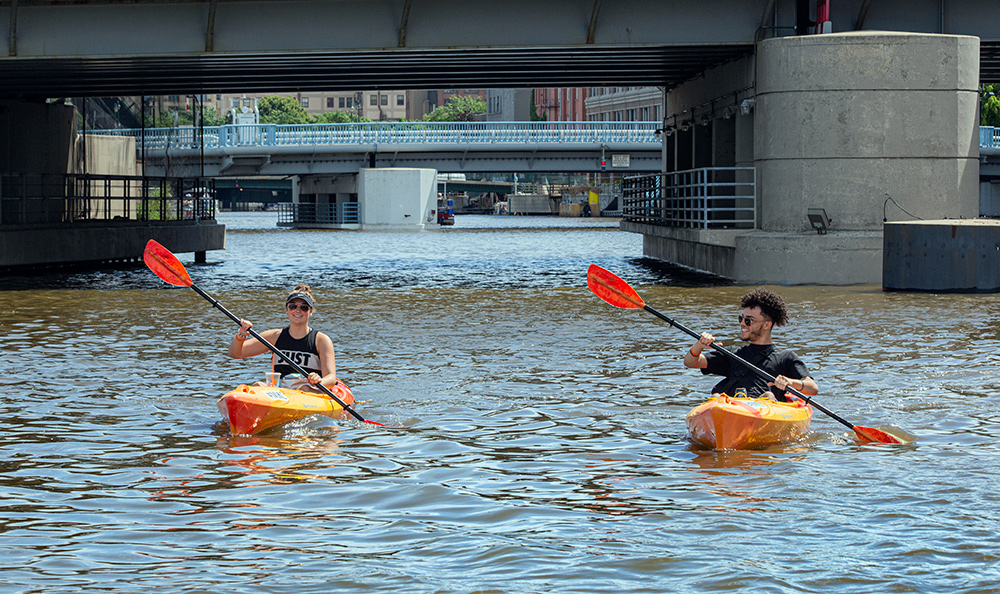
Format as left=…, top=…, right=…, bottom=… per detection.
left=0, top=174, right=216, bottom=225
left=622, top=167, right=756, bottom=229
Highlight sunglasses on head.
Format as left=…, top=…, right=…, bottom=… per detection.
left=287, top=303, right=311, bottom=312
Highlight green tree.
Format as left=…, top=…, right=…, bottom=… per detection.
left=982, top=85, right=1000, bottom=127
left=315, top=110, right=371, bottom=123
left=258, top=95, right=313, bottom=125
left=424, top=95, right=486, bottom=122
left=145, top=106, right=225, bottom=128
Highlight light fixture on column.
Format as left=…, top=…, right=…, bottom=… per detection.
left=807, top=208, right=832, bottom=234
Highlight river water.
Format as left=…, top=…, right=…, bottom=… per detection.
left=2, top=212, right=999, bottom=593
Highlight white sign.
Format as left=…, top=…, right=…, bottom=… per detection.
left=612, top=154, right=630, bottom=168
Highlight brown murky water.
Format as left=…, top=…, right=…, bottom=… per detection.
left=1, top=212, right=998, bottom=593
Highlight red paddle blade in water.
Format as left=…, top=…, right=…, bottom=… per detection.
left=144, top=240, right=193, bottom=287
left=854, top=425, right=904, bottom=444
left=587, top=265, right=646, bottom=309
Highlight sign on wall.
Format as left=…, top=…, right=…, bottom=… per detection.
left=612, top=154, right=630, bottom=168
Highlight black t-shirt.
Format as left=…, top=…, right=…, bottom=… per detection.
left=701, top=343, right=810, bottom=400
left=273, top=327, right=322, bottom=377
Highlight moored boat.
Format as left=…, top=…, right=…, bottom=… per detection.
left=217, top=381, right=356, bottom=436
left=685, top=395, right=812, bottom=450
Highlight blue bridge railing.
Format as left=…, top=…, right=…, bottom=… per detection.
left=980, top=126, right=1000, bottom=153
left=88, top=121, right=662, bottom=150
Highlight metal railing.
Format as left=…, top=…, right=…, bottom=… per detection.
left=278, top=202, right=360, bottom=225
left=89, top=121, right=662, bottom=150
left=0, top=173, right=216, bottom=225
left=622, top=167, right=756, bottom=229
left=981, top=126, right=1000, bottom=152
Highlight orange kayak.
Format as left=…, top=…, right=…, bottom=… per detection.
left=217, top=382, right=356, bottom=436
left=685, top=395, right=812, bottom=450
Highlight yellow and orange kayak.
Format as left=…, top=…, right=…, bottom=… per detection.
left=217, top=382, right=356, bottom=436
left=685, top=395, right=812, bottom=450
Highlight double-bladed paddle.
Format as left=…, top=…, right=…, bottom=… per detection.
left=586, top=264, right=903, bottom=444
left=143, top=239, right=383, bottom=426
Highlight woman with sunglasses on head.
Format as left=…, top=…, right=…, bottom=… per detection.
left=683, top=287, right=818, bottom=402
left=227, top=284, right=336, bottom=393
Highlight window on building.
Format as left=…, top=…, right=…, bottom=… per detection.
left=346, top=97, right=353, bottom=108
left=370, top=95, right=377, bottom=106
left=328, top=97, right=337, bottom=108
left=301, top=97, right=309, bottom=108
left=339, top=97, right=345, bottom=108
left=397, top=94, right=404, bottom=106
left=381, top=95, right=388, bottom=106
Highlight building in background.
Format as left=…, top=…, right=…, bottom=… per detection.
left=585, top=87, right=663, bottom=122
left=485, top=89, right=533, bottom=121
left=534, top=88, right=589, bottom=121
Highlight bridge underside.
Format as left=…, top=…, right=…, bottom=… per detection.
left=144, top=148, right=663, bottom=177
left=3, top=0, right=1000, bottom=98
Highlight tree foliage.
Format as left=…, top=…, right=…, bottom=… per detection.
left=982, top=85, right=1000, bottom=127
left=424, top=95, right=486, bottom=122
left=257, top=95, right=314, bottom=125
left=315, top=110, right=371, bottom=123
left=145, top=106, right=226, bottom=128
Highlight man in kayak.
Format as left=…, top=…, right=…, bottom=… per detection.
left=683, top=287, right=818, bottom=402
left=227, top=284, right=338, bottom=393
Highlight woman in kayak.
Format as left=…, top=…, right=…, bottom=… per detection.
left=682, top=287, right=818, bottom=402
left=227, top=284, right=337, bottom=393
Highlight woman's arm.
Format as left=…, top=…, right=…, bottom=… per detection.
left=227, top=320, right=280, bottom=359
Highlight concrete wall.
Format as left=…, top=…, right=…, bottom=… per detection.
left=0, top=100, right=76, bottom=175
left=0, top=221, right=225, bottom=269
left=357, top=167, right=437, bottom=230
left=756, top=32, right=980, bottom=232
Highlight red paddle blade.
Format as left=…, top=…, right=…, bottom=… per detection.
left=854, top=425, right=904, bottom=444
left=143, top=240, right=193, bottom=287
left=587, top=264, right=646, bottom=309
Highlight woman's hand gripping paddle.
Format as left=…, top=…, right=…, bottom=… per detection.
left=143, top=239, right=385, bottom=427
left=586, top=264, right=903, bottom=445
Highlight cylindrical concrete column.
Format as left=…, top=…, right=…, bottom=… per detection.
left=755, top=32, right=980, bottom=232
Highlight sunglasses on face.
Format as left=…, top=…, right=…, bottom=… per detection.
left=286, top=303, right=311, bottom=312
left=738, top=314, right=767, bottom=327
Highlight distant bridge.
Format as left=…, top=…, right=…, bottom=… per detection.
left=89, top=121, right=663, bottom=176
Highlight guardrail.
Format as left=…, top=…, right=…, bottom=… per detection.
left=88, top=121, right=662, bottom=150
left=0, top=173, right=216, bottom=225
left=981, top=126, right=1000, bottom=153
left=622, top=167, right=756, bottom=229
left=278, top=202, right=360, bottom=225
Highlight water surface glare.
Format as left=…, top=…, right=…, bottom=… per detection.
left=1, top=213, right=999, bottom=593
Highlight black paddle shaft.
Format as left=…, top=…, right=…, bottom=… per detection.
left=642, top=304, right=859, bottom=432
left=189, top=283, right=367, bottom=423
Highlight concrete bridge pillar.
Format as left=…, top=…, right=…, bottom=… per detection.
left=731, top=31, right=981, bottom=284
left=754, top=31, right=980, bottom=233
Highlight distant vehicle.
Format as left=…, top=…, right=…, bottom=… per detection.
left=182, top=187, right=217, bottom=219
left=438, top=211, right=455, bottom=225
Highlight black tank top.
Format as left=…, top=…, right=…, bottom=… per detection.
left=272, top=327, right=322, bottom=377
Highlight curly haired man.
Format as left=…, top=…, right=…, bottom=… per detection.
left=683, top=288, right=819, bottom=401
